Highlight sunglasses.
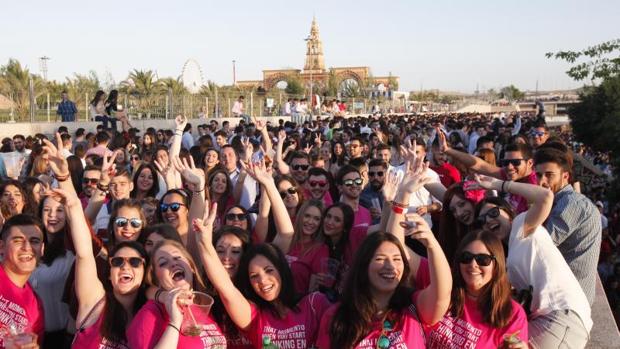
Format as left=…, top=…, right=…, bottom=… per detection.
left=343, top=178, right=363, bottom=187
left=309, top=180, right=327, bottom=188
left=114, top=217, right=143, bottom=228
left=225, top=213, right=247, bottom=221
left=160, top=202, right=186, bottom=212
left=476, top=206, right=502, bottom=224
left=82, top=178, right=99, bottom=185
left=458, top=251, right=495, bottom=267
left=279, top=187, right=298, bottom=199
left=131, top=156, right=140, bottom=161
left=109, top=256, right=144, bottom=268
left=530, top=131, right=547, bottom=137
left=500, top=159, right=524, bottom=167
left=292, top=164, right=309, bottom=171
left=368, top=171, right=384, bottom=177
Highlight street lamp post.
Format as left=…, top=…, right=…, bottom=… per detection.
left=232, top=60, right=236, bottom=86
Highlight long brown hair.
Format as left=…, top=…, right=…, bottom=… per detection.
left=438, top=183, right=471, bottom=262
left=291, top=199, right=324, bottom=255
left=146, top=239, right=207, bottom=293
left=450, top=230, right=513, bottom=328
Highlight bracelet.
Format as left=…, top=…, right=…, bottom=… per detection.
left=501, top=180, right=510, bottom=193
left=192, top=189, right=205, bottom=194
left=55, top=173, right=70, bottom=182
left=391, top=201, right=408, bottom=209
left=392, top=205, right=405, bottom=214
left=167, top=323, right=180, bottom=333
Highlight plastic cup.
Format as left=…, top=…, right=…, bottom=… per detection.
left=3, top=153, right=22, bottom=179
left=320, top=258, right=340, bottom=288
left=5, top=332, right=37, bottom=348
left=181, top=291, right=214, bottom=337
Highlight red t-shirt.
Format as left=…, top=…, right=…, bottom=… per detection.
left=127, top=300, right=227, bottom=349
left=0, top=265, right=44, bottom=348
left=499, top=170, right=537, bottom=214
left=426, top=298, right=528, bottom=348
left=72, top=312, right=128, bottom=349
left=303, top=189, right=333, bottom=207
left=430, top=163, right=462, bottom=188
left=316, top=292, right=425, bottom=349
left=243, top=292, right=330, bottom=348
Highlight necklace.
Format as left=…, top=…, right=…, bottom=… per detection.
left=376, top=311, right=393, bottom=349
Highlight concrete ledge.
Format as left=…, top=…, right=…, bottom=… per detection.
left=586, top=275, right=620, bottom=348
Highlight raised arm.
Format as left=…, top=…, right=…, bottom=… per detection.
left=255, top=119, right=272, bottom=153
left=84, top=152, right=117, bottom=222
left=52, top=187, right=105, bottom=325
left=253, top=185, right=271, bottom=243
left=243, top=161, right=294, bottom=253
left=42, top=133, right=73, bottom=192
left=194, top=203, right=253, bottom=329
left=437, top=127, right=502, bottom=178
left=275, top=130, right=290, bottom=175
left=470, top=174, right=553, bottom=237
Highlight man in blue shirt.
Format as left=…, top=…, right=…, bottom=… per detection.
left=56, top=91, right=77, bottom=122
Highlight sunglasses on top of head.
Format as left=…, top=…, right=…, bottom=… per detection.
left=458, top=251, right=495, bottom=267
left=279, top=187, right=298, bottom=199
left=343, top=178, right=363, bottom=187
left=114, top=217, right=143, bottom=228
left=160, top=202, right=186, bottom=212
left=109, top=256, right=145, bottom=268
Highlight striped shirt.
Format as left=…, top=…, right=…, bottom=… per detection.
left=544, top=184, right=601, bottom=305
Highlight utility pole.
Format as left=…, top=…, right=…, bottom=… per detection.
left=232, top=60, right=236, bottom=86
left=39, top=56, right=50, bottom=81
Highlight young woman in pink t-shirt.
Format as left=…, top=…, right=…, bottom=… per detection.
left=286, top=199, right=324, bottom=262
left=427, top=231, right=528, bottom=349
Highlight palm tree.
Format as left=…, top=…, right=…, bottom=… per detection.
left=0, top=59, right=46, bottom=120
left=122, top=69, right=158, bottom=113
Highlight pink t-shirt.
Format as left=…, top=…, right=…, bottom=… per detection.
left=426, top=298, right=528, bottom=348
left=303, top=189, right=333, bottom=207
left=316, top=292, right=426, bottom=349
left=500, top=170, right=537, bottom=214
left=127, top=300, right=227, bottom=349
left=243, top=292, right=330, bottom=348
left=222, top=329, right=253, bottom=349
left=72, top=312, right=128, bottom=349
left=0, top=265, right=44, bottom=348
left=413, top=258, right=431, bottom=291
left=352, top=206, right=372, bottom=235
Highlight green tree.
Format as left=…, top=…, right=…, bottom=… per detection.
left=158, top=77, right=187, bottom=96
left=285, top=77, right=304, bottom=95
left=499, top=85, right=525, bottom=102
left=546, top=39, right=620, bottom=82
left=0, top=59, right=46, bottom=120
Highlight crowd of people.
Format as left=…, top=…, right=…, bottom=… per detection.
left=0, top=109, right=608, bottom=349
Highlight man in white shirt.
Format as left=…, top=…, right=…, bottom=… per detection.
left=59, top=134, right=73, bottom=159
left=232, top=96, right=250, bottom=123
left=406, top=139, right=442, bottom=228
left=284, top=98, right=292, bottom=116
left=220, top=145, right=258, bottom=212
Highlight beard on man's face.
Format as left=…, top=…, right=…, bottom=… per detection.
left=370, top=179, right=384, bottom=191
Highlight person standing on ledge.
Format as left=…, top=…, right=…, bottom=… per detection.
left=56, top=91, right=78, bottom=122
left=232, top=95, right=250, bottom=123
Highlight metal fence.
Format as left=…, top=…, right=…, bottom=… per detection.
left=0, top=88, right=465, bottom=123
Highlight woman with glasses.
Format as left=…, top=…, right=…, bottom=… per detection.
left=472, top=175, right=592, bottom=348
left=427, top=230, right=528, bottom=348
left=255, top=174, right=302, bottom=244
left=158, top=189, right=191, bottom=244
left=223, top=205, right=252, bottom=232
left=53, top=186, right=147, bottom=349
left=130, top=163, right=161, bottom=201
left=107, top=199, right=146, bottom=247
left=194, top=198, right=330, bottom=348
left=127, top=239, right=226, bottom=348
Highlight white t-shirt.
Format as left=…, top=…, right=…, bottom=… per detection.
left=94, top=203, right=111, bottom=234
left=507, top=213, right=593, bottom=332
left=406, top=168, right=441, bottom=228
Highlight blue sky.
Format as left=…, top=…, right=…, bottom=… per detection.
left=1, top=0, right=618, bottom=92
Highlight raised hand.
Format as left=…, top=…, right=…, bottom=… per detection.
left=468, top=173, right=501, bottom=191
left=193, top=201, right=218, bottom=248
left=41, top=133, right=69, bottom=177
left=241, top=159, right=273, bottom=185
left=400, top=213, right=438, bottom=249
left=241, top=137, right=254, bottom=163
left=436, top=127, right=450, bottom=153
left=382, top=170, right=401, bottom=203
left=48, top=187, right=82, bottom=210
left=174, top=114, right=187, bottom=131
left=278, top=129, right=287, bottom=143
left=171, top=155, right=205, bottom=191
left=154, top=158, right=178, bottom=190
left=255, top=119, right=266, bottom=131
left=314, top=133, right=322, bottom=146
left=303, top=144, right=312, bottom=154
left=399, top=159, right=432, bottom=195
left=100, top=152, right=118, bottom=184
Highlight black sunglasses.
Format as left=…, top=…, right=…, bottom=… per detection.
left=458, top=251, right=495, bottom=267
left=114, top=217, right=143, bottom=228
left=343, top=178, right=363, bottom=187
left=279, top=187, right=298, bottom=199
left=292, top=164, right=309, bottom=171
left=477, top=206, right=502, bottom=224
left=160, top=202, right=186, bottom=212
left=109, top=256, right=144, bottom=268
left=368, top=171, right=384, bottom=177
left=500, top=159, right=524, bottom=167
left=225, top=213, right=248, bottom=221
left=82, top=178, right=99, bottom=184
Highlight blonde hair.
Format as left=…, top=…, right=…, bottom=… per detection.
left=146, top=239, right=207, bottom=292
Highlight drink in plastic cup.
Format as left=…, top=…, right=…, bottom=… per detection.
left=320, top=258, right=340, bottom=288
left=5, top=332, right=37, bottom=348
left=181, top=291, right=214, bottom=337
left=3, top=153, right=22, bottom=179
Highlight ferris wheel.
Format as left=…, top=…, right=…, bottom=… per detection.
left=181, top=59, right=204, bottom=94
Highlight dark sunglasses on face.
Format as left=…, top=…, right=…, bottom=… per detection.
left=160, top=202, right=186, bottom=212
left=279, top=187, right=298, bottom=199
left=82, top=177, right=99, bottom=185
left=368, top=171, right=384, bottom=177
left=477, top=206, right=502, bottom=224
left=109, top=256, right=144, bottom=268
left=115, top=217, right=143, bottom=228
left=309, top=180, right=327, bottom=188
left=292, top=164, right=309, bottom=171
left=500, top=158, right=524, bottom=167
left=458, top=251, right=495, bottom=267
left=530, top=131, right=547, bottom=137
left=225, top=213, right=248, bottom=221
left=343, top=178, right=363, bottom=187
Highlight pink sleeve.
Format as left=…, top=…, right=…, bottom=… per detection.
left=241, top=303, right=261, bottom=345
left=504, top=300, right=529, bottom=343
left=291, top=260, right=312, bottom=295
left=414, top=257, right=431, bottom=290
left=127, top=302, right=164, bottom=349
left=316, top=305, right=337, bottom=349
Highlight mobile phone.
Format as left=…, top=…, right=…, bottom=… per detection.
left=252, top=150, right=264, bottom=163
left=400, top=221, right=417, bottom=236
